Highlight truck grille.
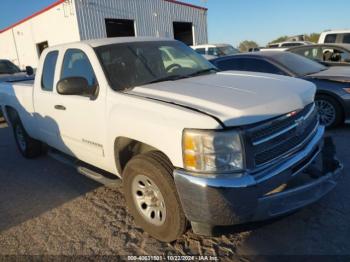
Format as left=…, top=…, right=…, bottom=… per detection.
left=247, top=103, right=319, bottom=168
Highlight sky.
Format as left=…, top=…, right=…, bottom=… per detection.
left=1, top=0, right=350, bottom=47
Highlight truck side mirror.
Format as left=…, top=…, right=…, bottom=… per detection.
left=57, top=77, right=91, bottom=96
left=26, top=66, right=34, bottom=76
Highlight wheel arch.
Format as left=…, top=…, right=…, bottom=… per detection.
left=114, top=136, right=173, bottom=176
left=3, top=106, right=19, bottom=125
left=315, top=90, right=345, bottom=119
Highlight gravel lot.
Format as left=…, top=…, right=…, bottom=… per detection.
left=0, top=119, right=349, bottom=259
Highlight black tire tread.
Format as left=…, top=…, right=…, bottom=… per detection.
left=13, top=117, right=42, bottom=158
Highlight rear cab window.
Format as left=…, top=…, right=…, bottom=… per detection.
left=41, top=51, right=59, bottom=91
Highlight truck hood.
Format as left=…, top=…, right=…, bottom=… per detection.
left=0, top=72, right=33, bottom=83
left=127, top=71, right=316, bottom=127
left=307, top=66, right=350, bottom=82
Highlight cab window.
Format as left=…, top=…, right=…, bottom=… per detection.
left=208, top=47, right=218, bottom=56
left=343, top=34, right=350, bottom=44
left=322, top=47, right=350, bottom=62
left=294, top=47, right=322, bottom=61
left=61, top=49, right=97, bottom=88
left=324, top=34, right=337, bottom=43
left=195, top=48, right=206, bottom=55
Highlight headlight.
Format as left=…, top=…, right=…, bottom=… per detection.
left=182, top=129, right=244, bottom=173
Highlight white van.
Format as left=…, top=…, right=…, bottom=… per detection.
left=318, top=30, right=350, bottom=44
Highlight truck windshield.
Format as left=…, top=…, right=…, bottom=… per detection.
left=0, top=60, right=21, bottom=74
left=95, top=41, right=217, bottom=91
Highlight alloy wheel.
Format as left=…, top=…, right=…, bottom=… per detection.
left=315, top=99, right=336, bottom=127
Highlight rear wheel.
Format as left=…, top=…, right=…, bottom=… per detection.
left=13, top=118, right=42, bottom=158
left=123, top=151, right=187, bottom=242
left=315, top=95, right=343, bottom=128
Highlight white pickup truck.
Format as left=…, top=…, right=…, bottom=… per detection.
left=0, top=37, right=342, bottom=242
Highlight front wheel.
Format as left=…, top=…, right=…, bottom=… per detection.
left=13, top=119, right=43, bottom=158
left=123, top=151, right=187, bottom=242
left=315, top=95, right=343, bottom=128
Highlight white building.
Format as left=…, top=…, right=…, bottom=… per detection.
left=0, top=0, right=208, bottom=68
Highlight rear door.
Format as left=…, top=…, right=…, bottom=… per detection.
left=33, top=50, right=61, bottom=146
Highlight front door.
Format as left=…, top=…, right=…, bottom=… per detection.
left=52, top=48, right=106, bottom=166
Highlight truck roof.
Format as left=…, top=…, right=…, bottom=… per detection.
left=320, top=29, right=350, bottom=34
left=46, top=37, right=174, bottom=50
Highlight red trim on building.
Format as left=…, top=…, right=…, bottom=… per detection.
left=0, top=0, right=65, bottom=33
left=0, top=0, right=207, bottom=34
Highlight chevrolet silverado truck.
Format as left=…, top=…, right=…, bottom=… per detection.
left=0, top=38, right=343, bottom=242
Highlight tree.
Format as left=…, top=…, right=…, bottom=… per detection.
left=269, top=33, right=321, bottom=45
left=305, top=33, right=320, bottom=43
left=269, top=36, right=289, bottom=44
left=238, top=40, right=259, bottom=52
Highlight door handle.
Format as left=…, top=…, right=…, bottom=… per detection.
left=54, top=105, right=66, bottom=110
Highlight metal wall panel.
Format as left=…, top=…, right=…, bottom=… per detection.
left=74, top=0, right=208, bottom=44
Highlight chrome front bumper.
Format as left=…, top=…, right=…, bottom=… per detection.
left=174, top=126, right=343, bottom=235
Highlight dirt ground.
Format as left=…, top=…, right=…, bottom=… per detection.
left=0, top=120, right=349, bottom=260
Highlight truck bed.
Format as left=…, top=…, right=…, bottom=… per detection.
left=0, top=80, right=35, bottom=124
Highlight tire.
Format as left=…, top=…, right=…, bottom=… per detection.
left=12, top=118, right=42, bottom=158
left=315, top=95, right=343, bottom=128
left=123, top=151, right=187, bottom=242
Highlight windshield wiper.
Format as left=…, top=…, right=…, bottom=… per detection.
left=187, top=68, right=218, bottom=78
left=147, top=68, right=218, bottom=84
left=148, top=75, right=187, bottom=84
